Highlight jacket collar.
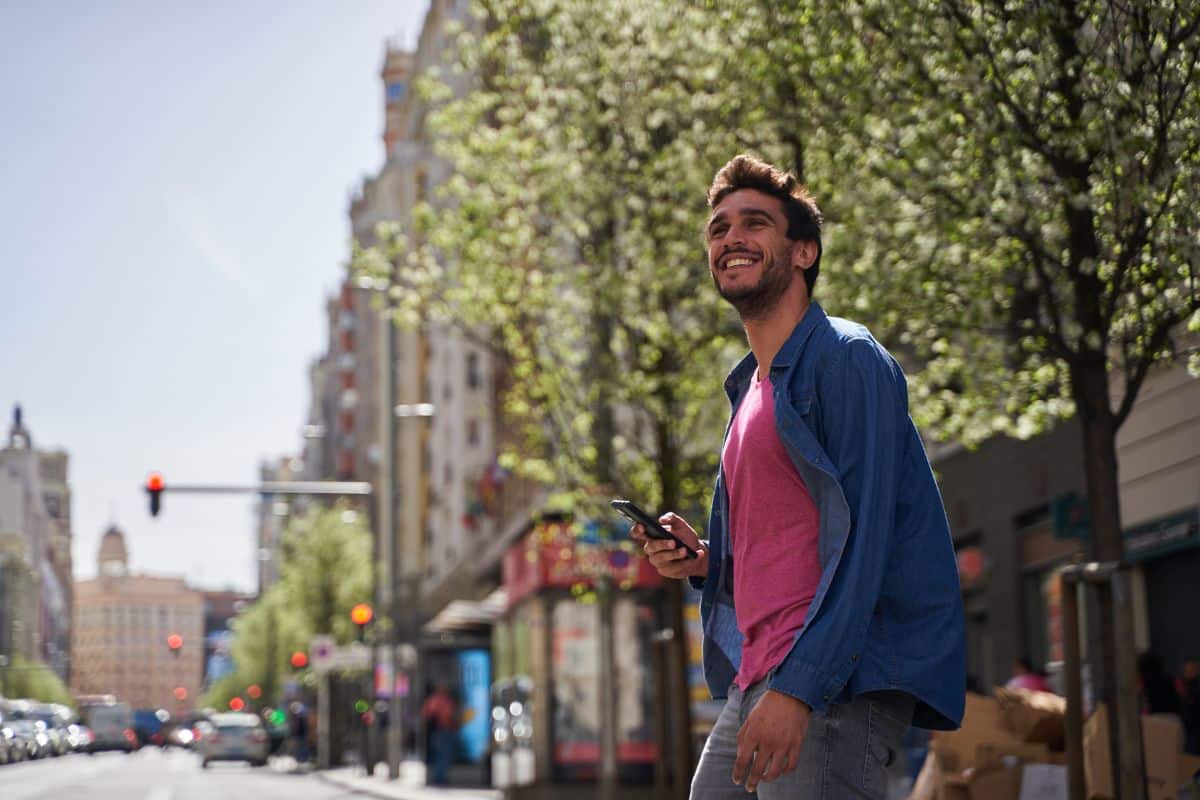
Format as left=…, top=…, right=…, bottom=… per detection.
left=723, top=302, right=828, bottom=398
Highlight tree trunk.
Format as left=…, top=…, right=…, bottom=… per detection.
left=1072, top=361, right=1147, bottom=800
left=598, top=579, right=619, bottom=800
left=657, top=404, right=694, bottom=800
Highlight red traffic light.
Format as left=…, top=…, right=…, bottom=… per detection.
left=173, top=687, right=188, bottom=701
left=146, top=473, right=165, bottom=517
left=167, top=633, right=183, bottom=651
left=247, top=684, right=262, bottom=699
left=350, top=603, right=373, bottom=626
left=290, top=651, right=308, bottom=669
left=229, top=697, right=245, bottom=711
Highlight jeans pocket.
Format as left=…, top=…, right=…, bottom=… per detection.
left=861, top=693, right=912, bottom=796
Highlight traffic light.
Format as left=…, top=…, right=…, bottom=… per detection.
left=146, top=473, right=165, bottom=517
left=290, top=651, right=308, bottom=669
left=350, top=603, right=373, bottom=642
left=247, top=684, right=262, bottom=700
left=167, top=633, right=183, bottom=656
left=229, top=697, right=245, bottom=711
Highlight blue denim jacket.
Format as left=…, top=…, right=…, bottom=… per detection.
left=696, top=303, right=965, bottom=730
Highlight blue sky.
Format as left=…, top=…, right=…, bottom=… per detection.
left=0, top=1, right=429, bottom=591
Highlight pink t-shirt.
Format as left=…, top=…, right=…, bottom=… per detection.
left=721, top=370, right=822, bottom=690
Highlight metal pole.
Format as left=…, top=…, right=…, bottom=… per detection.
left=382, top=309, right=403, bottom=780
left=318, top=672, right=331, bottom=770
left=1060, top=570, right=1085, bottom=800
left=1110, top=569, right=1148, bottom=800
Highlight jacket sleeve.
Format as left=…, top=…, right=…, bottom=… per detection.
left=766, top=337, right=907, bottom=712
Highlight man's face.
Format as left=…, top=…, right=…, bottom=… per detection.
left=706, top=188, right=805, bottom=320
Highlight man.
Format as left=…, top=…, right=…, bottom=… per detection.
left=631, top=154, right=965, bottom=798
left=421, top=683, right=459, bottom=785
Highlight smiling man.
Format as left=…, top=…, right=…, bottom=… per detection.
left=631, top=154, right=965, bottom=798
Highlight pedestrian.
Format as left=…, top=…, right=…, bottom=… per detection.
left=1177, top=658, right=1200, bottom=755
left=1139, top=651, right=1181, bottom=716
left=289, top=701, right=310, bottom=764
left=630, top=154, right=965, bottom=799
left=422, top=682, right=458, bottom=785
left=1006, top=657, right=1053, bottom=693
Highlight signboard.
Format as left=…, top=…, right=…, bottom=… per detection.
left=309, top=636, right=369, bottom=674
left=1125, top=508, right=1199, bottom=560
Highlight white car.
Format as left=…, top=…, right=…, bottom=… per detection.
left=198, top=713, right=269, bottom=768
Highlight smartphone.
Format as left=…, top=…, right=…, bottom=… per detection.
left=611, top=499, right=699, bottom=559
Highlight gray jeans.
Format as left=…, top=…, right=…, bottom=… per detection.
left=691, top=681, right=914, bottom=799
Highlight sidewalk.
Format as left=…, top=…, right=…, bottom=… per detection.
left=311, top=758, right=501, bottom=800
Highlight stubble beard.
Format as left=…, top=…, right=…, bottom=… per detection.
left=712, top=249, right=795, bottom=322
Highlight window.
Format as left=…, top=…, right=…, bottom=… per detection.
left=466, top=352, right=481, bottom=389
left=467, top=419, right=480, bottom=446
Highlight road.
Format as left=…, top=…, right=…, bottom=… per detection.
left=0, top=748, right=357, bottom=800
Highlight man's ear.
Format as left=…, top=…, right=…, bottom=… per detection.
left=791, top=240, right=817, bottom=271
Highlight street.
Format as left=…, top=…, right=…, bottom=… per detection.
left=0, top=748, right=353, bottom=800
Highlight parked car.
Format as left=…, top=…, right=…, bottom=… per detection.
left=82, top=701, right=137, bottom=753
left=10, top=720, right=52, bottom=759
left=199, top=712, right=269, bottom=768
left=0, top=723, right=18, bottom=764
left=67, top=724, right=94, bottom=752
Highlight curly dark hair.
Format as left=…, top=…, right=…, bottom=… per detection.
left=707, top=154, right=823, bottom=296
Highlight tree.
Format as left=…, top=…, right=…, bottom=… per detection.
left=355, top=1, right=795, bottom=793
left=2, top=655, right=74, bottom=706
left=202, top=503, right=372, bottom=710
left=770, top=2, right=1199, bottom=795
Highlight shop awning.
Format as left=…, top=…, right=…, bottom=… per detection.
left=423, top=587, right=507, bottom=634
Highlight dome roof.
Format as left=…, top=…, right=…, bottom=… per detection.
left=98, top=525, right=128, bottom=575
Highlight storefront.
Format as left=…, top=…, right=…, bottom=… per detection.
left=489, top=518, right=708, bottom=799
left=1127, top=507, right=1200, bottom=673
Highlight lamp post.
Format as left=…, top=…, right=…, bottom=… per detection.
left=387, top=402, right=433, bottom=780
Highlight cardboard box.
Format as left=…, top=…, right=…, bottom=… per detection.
left=909, top=749, right=942, bottom=800
left=1083, top=705, right=1182, bottom=800
left=934, top=693, right=1031, bottom=773
left=941, top=764, right=1023, bottom=800
left=995, top=687, right=1067, bottom=750
left=1019, top=763, right=1068, bottom=800
left=1181, top=752, right=1200, bottom=788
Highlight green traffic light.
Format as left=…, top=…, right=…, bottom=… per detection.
left=354, top=699, right=369, bottom=714
left=270, top=709, right=286, bottom=726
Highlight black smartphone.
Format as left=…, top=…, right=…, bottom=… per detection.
left=611, top=499, right=699, bottom=559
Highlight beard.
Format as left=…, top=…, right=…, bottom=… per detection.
left=711, top=249, right=795, bottom=321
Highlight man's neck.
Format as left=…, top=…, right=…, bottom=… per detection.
left=743, top=293, right=811, bottom=381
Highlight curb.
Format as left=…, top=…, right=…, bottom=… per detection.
left=313, top=767, right=501, bottom=800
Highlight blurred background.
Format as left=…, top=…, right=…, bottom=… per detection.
left=2, top=1, right=1198, bottom=799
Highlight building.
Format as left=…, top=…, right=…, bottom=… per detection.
left=200, top=589, right=254, bottom=691
left=935, top=360, right=1200, bottom=691
left=0, top=405, right=73, bottom=682
left=254, top=455, right=306, bottom=594
left=71, top=526, right=204, bottom=711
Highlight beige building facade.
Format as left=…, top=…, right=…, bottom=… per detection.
left=935, top=360, right=1200, bottom=690
left=71, top=526, right=204, bottom=711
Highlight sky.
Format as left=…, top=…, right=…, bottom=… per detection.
left=0, top=1, right=430, bottom=592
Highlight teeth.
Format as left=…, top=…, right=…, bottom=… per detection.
left=726, top=257, right=753, bottom=268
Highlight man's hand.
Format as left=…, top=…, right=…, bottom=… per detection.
left=733, top=690, right=810, bottom=792
left=628, top=512, right=708, bottom=580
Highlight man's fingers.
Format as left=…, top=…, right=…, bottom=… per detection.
left=745, top=752, right=773, bottom=792
left=731, top=738, right=755, bottom=786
